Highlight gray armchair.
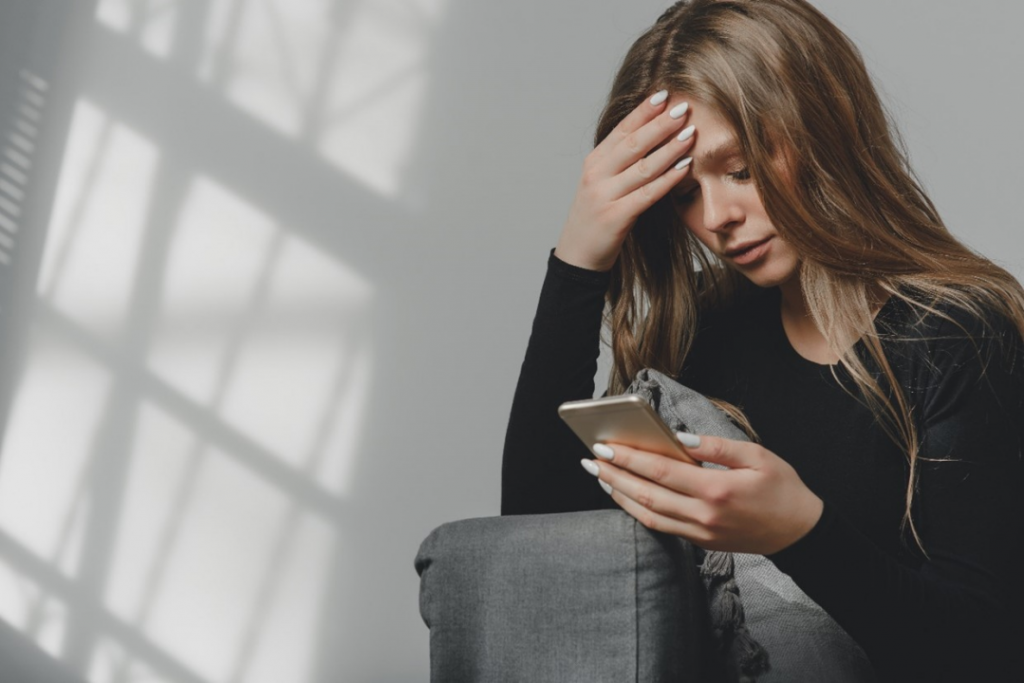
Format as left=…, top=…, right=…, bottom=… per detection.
left=414, top=508, right=732, bottom=683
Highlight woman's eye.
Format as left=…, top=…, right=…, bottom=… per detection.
left=672, top=168, right=748, bottom=205
left=673, top=186, right=699, bottom=204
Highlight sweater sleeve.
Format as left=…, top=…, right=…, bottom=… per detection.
left=500, top=248, right=619, bottom=516
left=764, top=307, right=1024, bottom=682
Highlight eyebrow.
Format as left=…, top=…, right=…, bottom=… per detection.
left=671, top=137, right=743, bottom=196
left=697, top=136, right=742, bottom=168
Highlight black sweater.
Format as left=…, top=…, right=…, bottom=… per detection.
left=501, top=248, right=1024, bottom=682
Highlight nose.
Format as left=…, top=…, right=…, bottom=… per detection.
left=702, top=183, right=745, bottom=234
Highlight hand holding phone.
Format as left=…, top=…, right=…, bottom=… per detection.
left=558, top=394, right=700, bottom=466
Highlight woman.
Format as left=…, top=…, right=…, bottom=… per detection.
left=500, top=0, right=1024, bottom=681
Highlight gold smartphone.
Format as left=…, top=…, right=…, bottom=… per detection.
left=558, top=394, right=700, bottom=466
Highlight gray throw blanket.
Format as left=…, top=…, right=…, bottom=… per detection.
left=624, top=369, right=879, bottom=683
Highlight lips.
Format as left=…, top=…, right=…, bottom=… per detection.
left=725, top=237, right=771, bottom=257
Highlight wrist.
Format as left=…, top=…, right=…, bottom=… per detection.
left=547, top=248, right=613, bottom=288
left=799, top=493, right=825, bottom=541
left=552, top=244, right=615, bottom=273
left=772, top=493, right=826, bottom=557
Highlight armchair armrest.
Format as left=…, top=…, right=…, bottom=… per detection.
left=415, top=509, right=728, bottom=683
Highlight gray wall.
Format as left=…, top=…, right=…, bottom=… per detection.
left=0, top=1, right=1019, bottom=682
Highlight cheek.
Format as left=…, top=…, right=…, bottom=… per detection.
left=738, top=186, right=768, bottom=214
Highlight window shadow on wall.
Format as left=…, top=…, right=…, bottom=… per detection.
left=0, top=0, right=450, bottom=681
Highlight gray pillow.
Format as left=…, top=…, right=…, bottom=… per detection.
left=415, top=509, right=728, bottom=683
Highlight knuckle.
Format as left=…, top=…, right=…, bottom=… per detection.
left=705, top=485, right=730, bottom=506
left=636, top=487, right=657, bottom=511
left=635, top=156, right=652, bottom=180
left=639, top=512, right=659, bottom=531
left=649, top=459, right=673, bottom=484
left=707, top=441, right=725, bottom=461
left=580, top=163, right=600, bottom=188
left=702, top=508, right=722, bottom=530
left=624, top=132, right=641, bottom=154
left=638, top=181, right=656, bottom=202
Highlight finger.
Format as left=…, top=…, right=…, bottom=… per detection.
left=593, top=457, right=709, bottom=529
left=680, top=434, right=760, bottom=470
left=595, top=442, right=711, bottom=497
left=607, top=479, right=709, bottom=544
left=604, top=100, right=692, bottom=177
left=592, top=89, right=675, bottom=162
left=607, top=119, right=696, bottom=201
left=618, top=153, right=694, bottom=217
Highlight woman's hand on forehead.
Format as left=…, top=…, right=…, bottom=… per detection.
left=553, top=90, right=697, bottom=272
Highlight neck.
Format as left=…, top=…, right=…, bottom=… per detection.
left=776, top=271, right=891, bottom=324
left=777, top=272, right=809, bottom=322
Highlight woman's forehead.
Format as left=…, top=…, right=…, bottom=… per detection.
left=665, top=94, right=738, bottom=144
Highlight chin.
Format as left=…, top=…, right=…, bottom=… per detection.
left=736, top=259, right=800, bottom=289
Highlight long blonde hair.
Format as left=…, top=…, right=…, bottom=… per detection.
left=598, top=0, right=1024, bottom=558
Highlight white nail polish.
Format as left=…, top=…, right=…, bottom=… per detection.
left=669, top=102, right=689, bottom=119
left=650, top=89, right=669, bottom=106
left=593, top=443, right=615, bottom=460
left=600, top=480, right=614, bottom=495
left=677, top=125, right=695, bottom=142
left=580, top=458, right=600, bottom=477
left=676, top=431, right=701, bottom=448
left=674, top=157, right=692, bottom=171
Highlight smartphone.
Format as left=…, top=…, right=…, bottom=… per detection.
left=558, top=394, right=700, bottom=466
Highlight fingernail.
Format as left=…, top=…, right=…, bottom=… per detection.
left=677, top=124, right=695, bottom=142
left=650, top=89, right=669, bottom=106
left=599, top=480, right=614, bottom=495
left=674, top=157, right=692, bottom=171
left=676, top=431, right=701, bottom=448
left=580, top=458, right=600, bottom=477
left=592, top=443, right=615, bottom=460
left=669, top=102, right=689, bottom=119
